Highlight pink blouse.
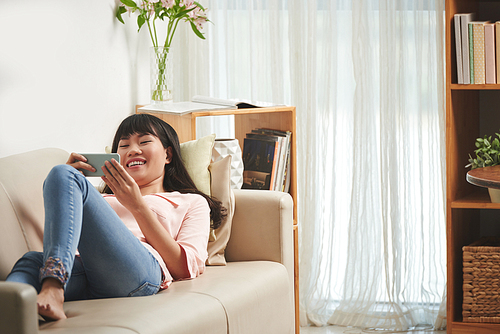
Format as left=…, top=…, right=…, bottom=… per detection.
left=103, top=192, right=210, bottom=289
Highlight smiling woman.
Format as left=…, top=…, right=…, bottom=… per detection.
left=5, top=113, right=226, bottom=321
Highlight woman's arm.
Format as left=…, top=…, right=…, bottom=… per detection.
left=101, top=159, right=190, bottom=280
left=129, top=200, right=190, bottom=280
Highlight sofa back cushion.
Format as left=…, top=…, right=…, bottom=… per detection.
left=179, top=134, right=215, bottom=196
left=0, top=148, right=68, bottom=280
left=207, top=156, right=235, bottom=265
left=179, top=135, right=235, bottom=265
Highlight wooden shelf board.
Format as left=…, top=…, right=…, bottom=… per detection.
left=451, top=190, right=500, bottom=209
left=451, top=84, right=500, bottom=90
left=451, top=321, right=500, bottom=334
left=191, top=106, right=294, bottom=118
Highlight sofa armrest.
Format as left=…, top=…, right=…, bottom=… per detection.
left=225, top=189, right=293, bottom=274
left=0, top=281, right=38, bottom=334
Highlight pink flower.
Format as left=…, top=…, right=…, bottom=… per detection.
left=117, top=0, right=208, bottom=48
left=194, top=15, right=207, bottom=30
left=161, top=0, right=174, bottom=8
left=188, top=6, right=200, bottom=19
left=139, top=1, right=155, bottom=16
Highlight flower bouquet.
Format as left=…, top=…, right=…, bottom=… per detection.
left=116, top=0, right=208, bottom=103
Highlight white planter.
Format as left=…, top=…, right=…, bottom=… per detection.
left=488, top=188, right=500, bottom=203
left=212, top=139, right=244, bottom=189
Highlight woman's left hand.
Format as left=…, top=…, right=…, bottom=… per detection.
left=101, top=159, right=144, bottom=210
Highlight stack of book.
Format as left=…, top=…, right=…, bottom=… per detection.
left=241, top=128, right=291, bottom=192
left=454, top=13, right=500, bottom=84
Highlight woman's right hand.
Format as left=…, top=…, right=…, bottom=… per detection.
left=66, top=153, right=96, bottom=174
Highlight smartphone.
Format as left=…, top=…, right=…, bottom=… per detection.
left=79, top=153, right=120, bottom=177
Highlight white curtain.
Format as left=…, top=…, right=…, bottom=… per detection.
left=176, top=0, right=447, bottom=330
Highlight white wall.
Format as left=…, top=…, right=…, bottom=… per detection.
left=0, top=0, right=154, bottom=158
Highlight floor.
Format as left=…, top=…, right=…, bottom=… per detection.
left=300, top=325, right=446, bottom=334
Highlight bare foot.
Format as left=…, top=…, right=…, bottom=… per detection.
left=37, top=278, right=67, bottom=321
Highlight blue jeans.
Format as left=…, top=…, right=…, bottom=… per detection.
left=6, top=164, right=162, bottom=300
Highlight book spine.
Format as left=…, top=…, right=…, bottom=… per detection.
left=277, top=137, right=287, bottom=191
left=455, top=14, right=464, bottom=84
left=496, top=22, right=500, bottom=83
left=269, top=141, right=279, bottom=190
left=469, top=23, right=475, bottom=84
left=485, top=23, right=496, bottom=84
left=472, top=22, right=486, bottom=84
left=281, top=133, right=292, bottom=192
left=462, top=14, right=474, bottom=84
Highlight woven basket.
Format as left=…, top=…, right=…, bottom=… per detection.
left=463, top=237, right=500, bottom=323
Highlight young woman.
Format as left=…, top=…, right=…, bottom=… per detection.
left=6, top=114, right=224, bottom=321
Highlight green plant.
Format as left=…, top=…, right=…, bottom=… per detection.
left=116, top=0, right=208, bottom=49
left=466, top=131, right=500, bottom=169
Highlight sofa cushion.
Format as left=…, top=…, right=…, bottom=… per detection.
left=167, top=262, right=294, bottom=334
left=207, top=155, right=235, bottom=265
left=41, top=292, right=227, bottom=334
left=38, top=261, right=292, bottom=334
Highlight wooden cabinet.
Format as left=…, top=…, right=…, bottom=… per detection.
left=136, top=105, right=300, bottom=333
left=446, top=1, right=500, bottom=333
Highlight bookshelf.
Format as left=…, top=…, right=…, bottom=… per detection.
left=447, top=1, right=500, bottom=333
left=136, top=105, right=300, bottom=333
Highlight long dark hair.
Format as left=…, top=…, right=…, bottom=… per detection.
left=103, top=114, right=225, bottom=229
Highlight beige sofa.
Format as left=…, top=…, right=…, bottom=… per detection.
left=0, top=148, right=294, bottom=334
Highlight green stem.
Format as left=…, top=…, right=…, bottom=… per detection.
left=165, top=18, right=181, bottom=49
left=152, top=17, right=159, bottom=47
left=146, top=20, right=157, bottom=48
left=164, top=19, right=174, bottom=49
left=152, top=47, right=170, bottom=102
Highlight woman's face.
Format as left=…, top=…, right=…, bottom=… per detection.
left=117, top=132, right=171, bottom=192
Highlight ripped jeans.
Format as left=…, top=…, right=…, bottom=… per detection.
left=6, top=164, right=162, bottom=300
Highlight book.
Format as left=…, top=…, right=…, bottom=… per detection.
left=496, top=21, right=500, bottom=83
left=241, top=137, right=278, bottom=190
left=280, top=132, right=292, bottom=193
left=470, top=21, right=489, bottom=84
left=251, top=128, right=292, bottom=192
left=469, top=22, right=475, bottom=83
left=485, top=22, right=496, bottom=84
left=191, top=95, right=283, bottom=109
left=137, top=102, right=234, bottom=116
left=242, top=127, right=292, bottom=192
left=460, top=13, right=474, bottom=84
left=454, top=14, right=464, bottom=84
left=138, top=96, right=282, bottom=116
left=246, top=132, right=282, bottom=190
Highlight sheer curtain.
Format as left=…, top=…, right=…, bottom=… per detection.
left=176, top=0, right=447, bottom=330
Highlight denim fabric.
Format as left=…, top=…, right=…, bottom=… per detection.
left=6, top=164, right=162, bottom=300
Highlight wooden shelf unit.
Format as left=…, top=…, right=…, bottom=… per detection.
left=136, top=105, right=300, bottom=333
left=446, top=1, right=500, bottom=333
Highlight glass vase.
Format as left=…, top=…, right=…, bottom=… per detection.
left=150, top=46, right=173, bottom=104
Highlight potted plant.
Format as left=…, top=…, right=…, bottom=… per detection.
left=467, top=131, right=500, bottom=202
